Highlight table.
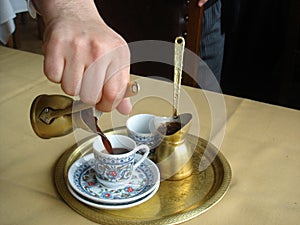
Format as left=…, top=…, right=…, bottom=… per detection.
left=0, top=46, right=299, bottom=224
left=0, top=0, right=28, bottom=45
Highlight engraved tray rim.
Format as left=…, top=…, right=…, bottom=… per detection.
left=54, top=127, right=232, bottom=225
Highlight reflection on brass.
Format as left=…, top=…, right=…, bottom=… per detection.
left=30, top=81, right=140, bottom=139
left=30, top=94, right=74, bottom=139
left=155, top=113, right=194, bottom=180
left=54, top=127, right=231, bottom=225
left=173, top=36, right=185, bottom=117
left=38, top=100, right=90, bottom=125
left=30, top=94, right=94, bottom=139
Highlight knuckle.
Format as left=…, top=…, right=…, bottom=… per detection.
left=43, top=63, right=61, bottom=83
left=61, top=81, right=79, bottom=96
left=103, top=89, right=119, bottom=105
left=45, top=34, right=63, bottom=50
left=46, top=74, right=61, bottom=83
left=90, top=36, right=129, bottom=61
left=71, top=36, right=87, bottom=51
left=103, top=81, right=128, bottom=104
left=80, top=94, right=97, bottom=106
left=61, top=84, right=75, bottom=96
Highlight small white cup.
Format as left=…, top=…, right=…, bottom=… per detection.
left=93, top=134, right=149, bottom=188
left=126, top=114, right=161, bottom=149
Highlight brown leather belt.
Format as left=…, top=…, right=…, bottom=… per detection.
left=204, top=0, right=218, bottom=10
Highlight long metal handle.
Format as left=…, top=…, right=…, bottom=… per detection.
left=173, top=36, right=185, bottom=117
left=39, top=81, right=140, bottom=124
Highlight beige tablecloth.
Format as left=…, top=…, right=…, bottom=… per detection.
left=0, top=46, right=299, bottom=225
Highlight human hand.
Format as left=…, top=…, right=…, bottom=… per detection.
left=198, top=0, right=208, bottom=7
left=37, top=0, right=132, bottom=114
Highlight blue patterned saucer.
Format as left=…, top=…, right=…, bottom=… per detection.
left=68, top=153, right=160, bottom=204
left=67, top=182, right=159, bottom=210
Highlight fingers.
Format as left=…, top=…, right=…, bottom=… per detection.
left=116, top=98, right=132, bottom=115
left=93, top=65, right=130, bottom=113
left=198, top=0, right=208, bottom=7
left=79, top=41, right=131, bottom=113
left=42, top=17, right=132, bottom=114
left=79, top=55, right=109, bottom=105
left=61, top=60, right=84, bottom=96
left=44, top=39, right=86, bottom=96
left=43, top=38, right=64, bottom=84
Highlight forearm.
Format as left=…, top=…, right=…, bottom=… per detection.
left=32, top=0, right=102, bottom=25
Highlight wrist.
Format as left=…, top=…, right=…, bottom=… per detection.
left=34, top=0, right=101, bottom=25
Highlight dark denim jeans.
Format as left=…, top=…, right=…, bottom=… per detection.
left=200, top=0, right=224, bottom=84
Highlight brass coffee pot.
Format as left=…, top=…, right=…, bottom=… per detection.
left=154, top=113, right=193, bottom=180
left=153, top=37, right=193, bottom=180
left=30, top=81, right=139, bottom=139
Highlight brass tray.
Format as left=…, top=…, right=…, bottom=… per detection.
left=54, top=127, right=232, bottom=225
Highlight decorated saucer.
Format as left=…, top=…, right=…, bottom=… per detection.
left=67, top=182, right=159, bottom=210
left=68, top=153, right=160, bottom=204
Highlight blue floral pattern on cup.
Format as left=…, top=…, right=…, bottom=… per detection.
left=126, top=113, right=163, bottom=150
left=68, top=154, right=159, bottom=204
left=127, top=130, right=162, bottom=149
left=95, top=161, right=133, bottom=182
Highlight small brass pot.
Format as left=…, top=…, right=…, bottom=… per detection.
left=154, top=113, right=193, bottom=180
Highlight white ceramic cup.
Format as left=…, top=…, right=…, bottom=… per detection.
left=93, top=134, right=150, bottom=188
left=126, top=114, right=161, bottom=149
